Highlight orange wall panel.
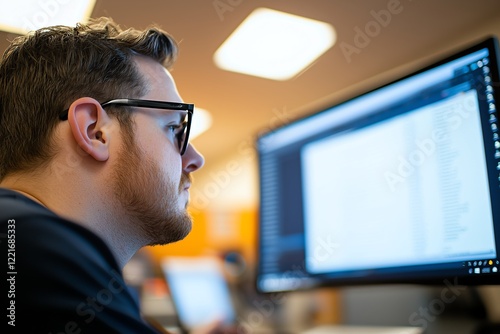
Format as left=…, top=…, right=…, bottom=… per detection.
left=146, top=208, right=258, bottom=265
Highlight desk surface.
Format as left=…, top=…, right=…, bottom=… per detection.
left=302, top=325, right=423, bottom=334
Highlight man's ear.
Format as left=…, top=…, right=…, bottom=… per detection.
left=66, top=97, right=112, bottom=162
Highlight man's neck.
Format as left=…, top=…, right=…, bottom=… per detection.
left=0, top=175, right=143, bottom=269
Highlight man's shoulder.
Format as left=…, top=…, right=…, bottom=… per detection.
left=0, top=187, right=116, bottom=269
left=0, top=187, right=52, bottom=218
left=0, top=187, right=119, bottom=285
left=0, top=188, right=159, bottom=333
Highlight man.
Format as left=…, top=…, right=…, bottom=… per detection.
left=0, top=17, right=215, bottom=333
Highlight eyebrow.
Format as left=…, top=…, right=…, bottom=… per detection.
left=160, top=110, right=188, bottom=123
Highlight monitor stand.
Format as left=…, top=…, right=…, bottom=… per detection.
left=301, top=325, right=423, bottom=334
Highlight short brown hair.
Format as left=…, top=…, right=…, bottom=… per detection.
left=0, top=17, right=178, bottom=180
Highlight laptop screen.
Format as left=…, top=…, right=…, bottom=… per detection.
left=161, top=257, right=236, bottom=330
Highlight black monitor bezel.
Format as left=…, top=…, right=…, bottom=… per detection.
left=255, top=36, right=500, bottom=294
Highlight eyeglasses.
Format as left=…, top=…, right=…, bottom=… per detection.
left=59, top=99, right=194, bottom=155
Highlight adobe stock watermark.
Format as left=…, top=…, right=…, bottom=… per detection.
left=305, top=235, right=341, bottom=269
left=340, top=0, right=407, bottom=64
left=51, top=142, right=89, bottom=181
left=213, top=0, right=244, bottom=21
left=22, top=0, right=73, bottom=33
left=236, top=234, right=339, bottom=333
left=48, top=269, right=126, bottom=334
left=408, top=277, right=467, bottom=330
left=384, top=95, right=474, bottom=192
left=236, top=292, right=287, bottom=334
left=191, top=106, right=293, bottom=209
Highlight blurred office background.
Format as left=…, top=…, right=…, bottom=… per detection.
left=1, top=1, right=500, bottom=333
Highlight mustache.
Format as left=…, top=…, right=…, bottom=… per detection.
left=179, top=173, right=192, bottom=191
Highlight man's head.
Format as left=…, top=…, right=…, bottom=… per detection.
left=0, top=17, right=177, bottom=179
left=0, top=18, right=205, bottom=253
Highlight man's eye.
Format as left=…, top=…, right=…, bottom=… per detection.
left=167, top=124, right=182, bottom=133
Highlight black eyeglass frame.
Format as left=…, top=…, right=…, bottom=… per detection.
left=59, top=99, right=194, bottom=155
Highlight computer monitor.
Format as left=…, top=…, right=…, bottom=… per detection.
left=256, top=36, right=500, bottom=293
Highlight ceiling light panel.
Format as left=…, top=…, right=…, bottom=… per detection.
left=0, top=0, right=96, bottom=35
left=214, top=7, right=336, bottom=81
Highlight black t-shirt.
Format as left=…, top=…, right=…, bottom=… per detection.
left=0, top=188, right=160, bottom=333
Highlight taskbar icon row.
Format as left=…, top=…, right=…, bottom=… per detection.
left=463, top=259, right=499, bottom=275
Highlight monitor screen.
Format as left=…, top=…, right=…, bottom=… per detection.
left=256, top=37, right=500, bottom=293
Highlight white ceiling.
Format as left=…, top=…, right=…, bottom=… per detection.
left=2, top=0, right=500, bottom=187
